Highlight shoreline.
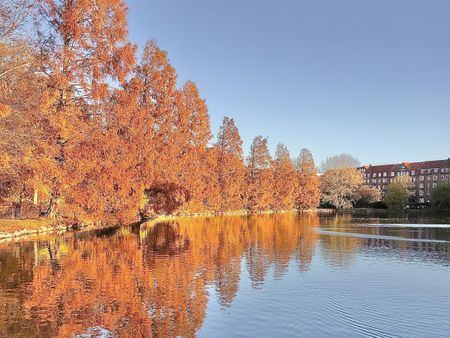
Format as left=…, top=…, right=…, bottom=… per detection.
left=0, top=219, right=103, bottom=243
left=0, top=209, right=329, bottom=242
left=1, top=207, right=446, bottom=242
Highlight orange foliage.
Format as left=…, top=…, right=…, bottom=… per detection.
left=272, top=143, right=296, bottom=210
left=245, top=136, right=274, bottom=212
left=215, top=117, right=245, bottom=211
left=1, top=0, right=322, bottom=223
left=295, top=148, right=320, bottom=210
left=30, top=0, right=137, bottom=222
left=0, top=1, right=46, bottom=208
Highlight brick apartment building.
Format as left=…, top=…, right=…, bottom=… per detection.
left=359, top=158, right=450, bottom=205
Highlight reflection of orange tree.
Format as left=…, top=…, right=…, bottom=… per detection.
left=320, top=214, right=361, bottom=267
left=24, top=232, right=208, bottom=337
left=23, top=214, right=320, bottom=336
left=0, top=243, right=54, bottom=337
left=294, top=213, right=321, bottom=272
left=174, top=214, right=319, bottom=296
left=320, top=234, right=360, bottom=267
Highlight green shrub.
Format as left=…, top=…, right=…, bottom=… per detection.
left=431, top=183, right=450, bottom=211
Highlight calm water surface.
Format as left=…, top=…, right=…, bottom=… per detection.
left=0, top=212, right=449, bottom=337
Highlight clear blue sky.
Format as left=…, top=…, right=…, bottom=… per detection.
left=127, top=0, right=450, bottom=165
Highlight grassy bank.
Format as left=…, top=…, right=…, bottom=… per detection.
left=0, top=218, right=55, bottom=233
left=0, top=218, right=60, bottom=241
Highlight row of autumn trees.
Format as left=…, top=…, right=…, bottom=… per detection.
left=0, top=0, right=320, bottom=224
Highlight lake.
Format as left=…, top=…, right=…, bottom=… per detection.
left=0, top=212, right=449, bottom=337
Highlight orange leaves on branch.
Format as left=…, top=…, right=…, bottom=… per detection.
left=30, top=0, right=138, bottom=222
left=0, top=103, right=10, bottom=118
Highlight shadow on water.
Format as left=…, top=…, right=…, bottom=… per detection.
left=0, top=212, right=449, bottom=337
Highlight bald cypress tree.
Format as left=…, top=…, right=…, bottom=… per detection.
left=272, top=143, right=296, bottom=211
left=245, top=136, right=273, bottom=212
left=33, top=0, right=137, bottom=221
left=295, top=148, right=320, bottom=210
left=215, top=117, right=245, bottom=211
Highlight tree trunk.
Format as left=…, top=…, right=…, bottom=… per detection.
left=44, top=195, right=59, bottom=220
left=13, top=202, right=21, bottom=219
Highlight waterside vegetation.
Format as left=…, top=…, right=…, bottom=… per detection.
left=1, top=0, right=321, bottom=226
left=1, top=1, right=449, bottom=235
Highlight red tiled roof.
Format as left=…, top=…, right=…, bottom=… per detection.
left=361, top=158, right=450, bottom=173
left=406, top=162, right=422, bottom=171
left=363, top=164, right=397, bottom=173
left=414, top=160, right=447, bottom=170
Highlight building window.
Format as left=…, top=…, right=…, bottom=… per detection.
left=419, top=190, right=424, bottom=196
left=433, top=175, right=438, bottom=180
left=427, top=176, right=431, bottom=181
left=411, top=170, right=415, bottom=175
left=373, top=173, right=376, bottom=178
left=441, top=168, right=445, bottom=173
left=433, top=183, right=437, bottom=188
left=434, top=168, right=438, bottom=173
left=419, top=183, right=424, bottom=188
left=383, top=172, right=387, bottom=177
left=412, top=177, right=416, bottom=182
left=442, top=175, right=445, bottom=180
left=419, top=176, right=424, bottom=181
left=421, top=169, right=425, bottom=174
left=446, top=175, right=449, bottom=180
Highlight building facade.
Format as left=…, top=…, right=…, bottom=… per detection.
left=359, top=158, right=450, bottom=205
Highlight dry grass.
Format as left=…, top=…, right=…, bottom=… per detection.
left=0, top=218, right=55, bottom=233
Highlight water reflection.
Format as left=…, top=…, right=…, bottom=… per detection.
left=319, top=213, right=450, bottom=267
left=0, top=213, right=449, bottom=337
